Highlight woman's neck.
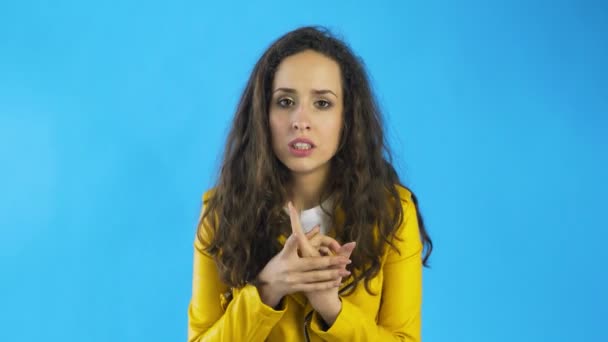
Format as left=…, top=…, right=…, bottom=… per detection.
left=289, top=170, right=329, bottom=210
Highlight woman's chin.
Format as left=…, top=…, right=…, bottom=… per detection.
left=283, top=162, right=331, bottom=177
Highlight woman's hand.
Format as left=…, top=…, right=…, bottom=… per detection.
left=255, top=231, right=351, bottom=308
left=287, top=202, right=356, bottom=326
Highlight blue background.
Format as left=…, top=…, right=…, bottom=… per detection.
left=1, top=1, right=606, bottom=341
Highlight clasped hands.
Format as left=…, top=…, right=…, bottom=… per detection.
left=256, top=201, right=356, bottom=326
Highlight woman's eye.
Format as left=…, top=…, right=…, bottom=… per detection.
left=316, top=100, right=332, bottom=109
left=277, top=98, right=294, bottom=107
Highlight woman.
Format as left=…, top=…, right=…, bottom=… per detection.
left=188, top=26, right=433, bottom=341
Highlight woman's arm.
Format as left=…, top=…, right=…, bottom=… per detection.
left=187, top=201, right=287, bottom=342
left=187, top=240, right=288, bottom=342
left=307, top=192, right=424, bottom=341
left=187, top=199, right=350, bottom=342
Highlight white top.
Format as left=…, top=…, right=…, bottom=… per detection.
left=283, top=197, right=333, bottom=235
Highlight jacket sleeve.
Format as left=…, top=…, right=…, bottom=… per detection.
left=187, top=200, right=287, bottom=342
left=308, top=191, right=424, bottom=341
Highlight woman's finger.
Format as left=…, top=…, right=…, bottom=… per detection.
left=288, top=201, right=318, bottom=257
left=305, top=225, right=320, bottom=240
left=325, top=242, right=357, bottom=271
left=287, top=201, right=306, bottom=237
left=291, top=279, right=342, bottom=292
left=282, top=233, right=300, bottom=255
left=337, top=242, right=357, bottom=258
left=309, top=234, right=341, bottom=254
left=307, top=227, right=322, bottom=249
left=318, top=246, right=332, bottom=256
left=287, top=268, right=350, bottom=284
left=307, top=226, right=334, bottom=254
left=297, top=255, right=350, bottom=271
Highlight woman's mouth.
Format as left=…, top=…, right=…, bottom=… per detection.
left=288, top=138, right=315, bottom=157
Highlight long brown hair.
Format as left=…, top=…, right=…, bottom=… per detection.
left=198, top=26, right=433, bottom=294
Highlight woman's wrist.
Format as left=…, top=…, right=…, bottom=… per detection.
left=256, top=282, right=283, bottom=309
left=313, top=296, right=342, bottom=327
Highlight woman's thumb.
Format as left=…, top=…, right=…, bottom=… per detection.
left=338, top=241, right=357, bottom=258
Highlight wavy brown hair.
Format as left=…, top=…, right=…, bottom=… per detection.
left=198, top=26, right=433, bottom=294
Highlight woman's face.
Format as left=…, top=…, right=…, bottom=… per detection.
left=269, top=50, right=344, bottom=180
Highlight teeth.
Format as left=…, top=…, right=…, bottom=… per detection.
left=293, top=142, right=312, bottom=150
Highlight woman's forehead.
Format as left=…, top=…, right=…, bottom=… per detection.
left=272, top=51, right=342, bottom=95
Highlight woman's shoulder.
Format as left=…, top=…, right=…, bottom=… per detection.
left=394, top=183, right=413, bottom=202
left=194, top=188, right=218, bottom=251
left=390, top=183, right=416, bottom=215
left=385, top=184, right=422, bottom=262
left=201, top=187, right=217, bottom=203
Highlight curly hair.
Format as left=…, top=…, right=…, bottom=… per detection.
left=197, top=26, right=433, bottom=294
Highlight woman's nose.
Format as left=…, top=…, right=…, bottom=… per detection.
left=292, top=120, right=310, bottom=131
left=291, top=104, right=311, bottom=131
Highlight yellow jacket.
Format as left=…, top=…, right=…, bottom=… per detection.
left=188, top=185, right=423, bottom=341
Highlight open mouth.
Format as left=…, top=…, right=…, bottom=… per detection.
left=290, top=142, right=313, bottom=150
left=288, top=139, right=315, bottom=157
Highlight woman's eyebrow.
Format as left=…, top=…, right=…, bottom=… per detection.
left=273, top=87, right=338, bottom=98
left=312, top=89, right=338, bottom=98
